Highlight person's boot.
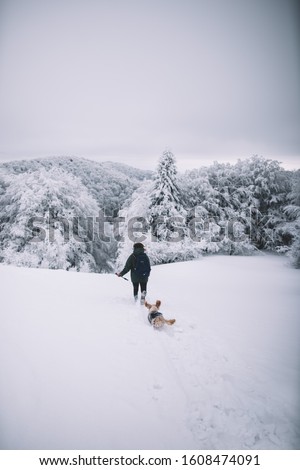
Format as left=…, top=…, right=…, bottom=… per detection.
left=140, top=291, right=146, bottom=305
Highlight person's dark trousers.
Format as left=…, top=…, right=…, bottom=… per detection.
left=133, top=281, right=147, bottom=299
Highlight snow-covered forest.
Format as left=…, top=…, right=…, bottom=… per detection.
left=0, top=153, right=299, bottom=272
left=1, top=154, right=300, bottom=451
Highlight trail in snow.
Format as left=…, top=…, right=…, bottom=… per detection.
left=0, top=254, right=299, bottom=450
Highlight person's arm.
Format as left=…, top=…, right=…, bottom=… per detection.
left=118, top=254, right=133, bottom=277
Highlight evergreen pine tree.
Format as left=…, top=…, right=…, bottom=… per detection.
left=149, top=150, right=186, bottom=241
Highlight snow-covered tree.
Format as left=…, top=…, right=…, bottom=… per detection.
left=283, top=170, right=300, bottom=267
left=117, top=151, right=203, bottom=267
left=179, top=156, right=294, bottom=254
left=0, top=168, right=112, bottom=272
left=149, top=150, right=187, bottom=241
left=0, top=156, right=151, bottom=214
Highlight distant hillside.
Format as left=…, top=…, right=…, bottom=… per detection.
left=0, top=156, right=153, bottom=213
left=0, top=156, right=153, bottom=272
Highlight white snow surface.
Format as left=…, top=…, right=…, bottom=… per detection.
left=0, top=254, right=299, bottom=450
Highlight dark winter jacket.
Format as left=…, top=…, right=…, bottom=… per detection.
left=119, top=246, right=151, bottom=283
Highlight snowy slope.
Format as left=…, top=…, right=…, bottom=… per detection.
left=0, top=255, right=299, bottom=450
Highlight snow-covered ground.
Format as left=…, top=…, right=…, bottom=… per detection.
left=0, top=254, right=299, bottom=450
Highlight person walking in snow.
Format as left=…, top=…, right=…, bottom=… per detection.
left=117, top=243, right=151, bottom=303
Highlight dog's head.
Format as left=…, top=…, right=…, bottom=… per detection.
left=144, top=300, right=161, bottom=313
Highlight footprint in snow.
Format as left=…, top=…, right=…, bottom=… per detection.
left=151, top=383, right=163, bottom=401
left=175, top=327, right=183, bottom=333
left=153, top=383, right=163, bottom=390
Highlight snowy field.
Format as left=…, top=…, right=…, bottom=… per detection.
left=0, top=254, right=299, bottom=450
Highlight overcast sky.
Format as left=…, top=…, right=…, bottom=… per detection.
left=0, top=0, right=299, bottom=171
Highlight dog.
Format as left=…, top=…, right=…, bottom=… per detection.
left=144, top=300, right=176, bottom=328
